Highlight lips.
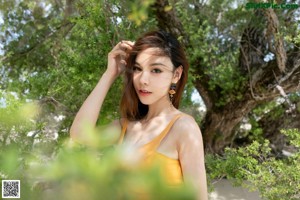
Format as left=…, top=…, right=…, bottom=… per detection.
left=138, top=89, right=152, bottom=96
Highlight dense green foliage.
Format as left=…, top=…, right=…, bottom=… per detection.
left=1, top=0, right=300, bottom=199
left=175, top=0, right=249, bottom=106
left=207, top=129, right=300, bottom=200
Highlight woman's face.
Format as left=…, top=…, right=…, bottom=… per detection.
left=133, top=48, right=175, bottom=105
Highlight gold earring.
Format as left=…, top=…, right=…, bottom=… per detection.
left=169, top=83, right=176, bottom=103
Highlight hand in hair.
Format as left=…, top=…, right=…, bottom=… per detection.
left=106, top=40, right=135, bottom=78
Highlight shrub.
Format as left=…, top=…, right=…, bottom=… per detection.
left=206, top=129, right=300, bottom=200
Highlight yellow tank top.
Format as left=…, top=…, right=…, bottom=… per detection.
left=117, top=114, right=184, bottom=186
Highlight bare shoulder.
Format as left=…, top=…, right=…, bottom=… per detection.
left=173, top=113, right=203, bottom=143
left=173, top=113, right=201, bottom=132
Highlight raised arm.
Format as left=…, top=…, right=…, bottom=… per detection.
left=70, top=41, right=134, bottom=141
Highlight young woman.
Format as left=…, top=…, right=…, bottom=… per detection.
left=70, top=30, right=208, bottom=200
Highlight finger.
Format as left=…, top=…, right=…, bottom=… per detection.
left=108, top=49, right=127, bottom=58
left=119, top=42, right=134, bottom=51
left=111, top=41, right=125, bottom=51
left=127, top=41, right=135, bottom=46
left=112, top=40, right=134, bottom=51
left=121, top=40, right=135, bottom=46
left=120, top=60, right=127, bottom=65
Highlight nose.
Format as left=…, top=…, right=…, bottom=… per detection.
left=139, top=71, right=150, bottom=85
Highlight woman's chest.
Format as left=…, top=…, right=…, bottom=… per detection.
left=122, top=119, right=180, bottom=160
left=123, top=120, right=175, bottom=148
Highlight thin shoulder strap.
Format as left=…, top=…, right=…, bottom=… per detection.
left=145, top=113, right=184, bottom=149
left=156, top=113, right=184, bottom=141
left=117, top=119, right=128, bottom=145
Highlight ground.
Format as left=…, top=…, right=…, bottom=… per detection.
left=209, top=179, right=261, bottom=200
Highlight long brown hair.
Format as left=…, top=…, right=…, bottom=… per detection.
left=120, top=30, right=189, bottom=121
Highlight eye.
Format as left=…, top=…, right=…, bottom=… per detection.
left=152, top=68, right=162, bottom=73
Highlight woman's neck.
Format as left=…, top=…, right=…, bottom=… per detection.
left=143, top=96, right=177, bottom=121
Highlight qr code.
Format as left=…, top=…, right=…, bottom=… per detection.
left=2, top=180, right=20, bottom=198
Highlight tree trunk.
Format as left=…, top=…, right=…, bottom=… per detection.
left=258, top=102, right=300, bottom=156
left=198, top=54, right=300, bottom=153
left=153, top=0, right=300, bottom=154
left=202, top=94, right=258, bottom=153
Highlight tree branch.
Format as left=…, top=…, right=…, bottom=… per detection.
left=153, top=0, right=189, bottom=47
left=250, top=50, right=300, bottom=95
left=264, top=8, right=287, bottom=72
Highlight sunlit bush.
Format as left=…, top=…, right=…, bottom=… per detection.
left=206, top=129, right=300, bottom=200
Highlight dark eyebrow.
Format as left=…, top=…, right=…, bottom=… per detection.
left=150, top=62, right=168, bottom=67
left=135, top=61, right=169, bottom=68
